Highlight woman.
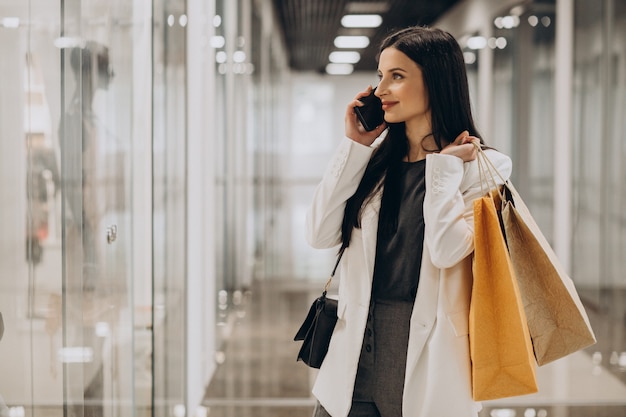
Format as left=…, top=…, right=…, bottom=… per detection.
left=306, top=26, right=512, bottom=417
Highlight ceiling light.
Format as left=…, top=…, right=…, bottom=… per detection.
left=1, top=17, right=20, bottom=28
left=53, top=37, right=86, bottom=49
left=493, top=15, right=520, bottom=29
left=329, top=51, right=361, bottom=64
left=215, top=51, right=227, bottom=63
left=210, top=36, right=225, bottom=48
left=345, top=2, right=389, bottom=14
left=467, top=36, right=487, bottom=50
left=233, top=51, right=246, bottom=63
left=58, top=347, right=94, bottom=363
left=463, top=52, right=476, bottom=65
left=326, top=63, right=354, bottom=75
left=490, top=409, right=516, bottom=417
left=334, top=36, right=370, bottom=49
left=341, top=14, right=383, bottom=28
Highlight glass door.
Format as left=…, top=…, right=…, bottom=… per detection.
left=59, top=1, right=150, bottom=415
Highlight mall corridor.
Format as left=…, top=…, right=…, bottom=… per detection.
left=1, top=0, right=626, bottom=416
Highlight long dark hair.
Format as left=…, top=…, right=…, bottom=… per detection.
left=340, top=26, right=483, bottom=251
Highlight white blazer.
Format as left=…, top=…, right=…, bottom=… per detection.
left=306, top=137, right=512, bottom=417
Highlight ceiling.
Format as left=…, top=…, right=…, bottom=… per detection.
left=272, top=0, right=461, bottom=72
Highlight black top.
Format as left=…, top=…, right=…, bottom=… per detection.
left=372, top=160, right=426, bottom=302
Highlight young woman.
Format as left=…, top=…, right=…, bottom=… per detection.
left=306, top=26, right=512, bottom=417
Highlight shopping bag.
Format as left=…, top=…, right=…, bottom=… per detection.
left=469, top=189, right=538, bottom=401
left=500, top=181, right=596, bottom=365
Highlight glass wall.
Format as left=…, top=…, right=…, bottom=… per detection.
left=0, top=0, right=289, bottom=415
left=458, top=0, right=625, bottom=287
left=251, top=20, right=291, bottom=281
left=0, top=0, right=153, bottom=415
left=571, top=0, right=626, bottom=368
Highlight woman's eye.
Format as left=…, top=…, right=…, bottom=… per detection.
left=392, top=73, right=403, bottom=80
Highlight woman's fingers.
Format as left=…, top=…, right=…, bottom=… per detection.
left=453, top=130, right=469, bottom=144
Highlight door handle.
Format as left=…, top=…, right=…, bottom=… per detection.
left=106, top=225, right=118, bottom=244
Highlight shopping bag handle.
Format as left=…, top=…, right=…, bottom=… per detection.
left=472, top=140, right=507, bottom=200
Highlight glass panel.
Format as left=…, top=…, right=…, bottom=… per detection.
left=214, top=0, right=228, bottom=322
left=152, top=0, right=187, bottom=415
left=214, top=0, right=253, bottom=294
left=212, top=0, right=254, bottom=332
left=0, top=1, right=64, bottom=415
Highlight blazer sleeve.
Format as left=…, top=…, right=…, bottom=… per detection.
left=424, top=149, right=512, bottom=268
left=305, top=138, right=375, bottom=249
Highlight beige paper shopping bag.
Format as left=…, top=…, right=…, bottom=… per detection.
left=501, top=182, right=596, bottom=365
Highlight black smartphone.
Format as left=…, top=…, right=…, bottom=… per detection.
left=354, top=88, right=384, bottom=131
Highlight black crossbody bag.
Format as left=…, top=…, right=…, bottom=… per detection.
left=294, top=249, right=344, bottom=368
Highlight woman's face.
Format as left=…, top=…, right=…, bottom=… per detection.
left=375, top=47, right=430, bottom=127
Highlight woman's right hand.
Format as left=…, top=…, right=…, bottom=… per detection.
left=440, top=130, right=478, bottom=162
left=345, top=86, right=387, bottom=146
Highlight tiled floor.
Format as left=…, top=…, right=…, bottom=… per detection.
left=202, top=280, right=626, bottom=417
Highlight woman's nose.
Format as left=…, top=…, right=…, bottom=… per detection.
left=374, top=84, right=385, bottom=97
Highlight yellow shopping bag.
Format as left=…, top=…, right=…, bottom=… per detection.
left=469, top=189, right=538, bottom=401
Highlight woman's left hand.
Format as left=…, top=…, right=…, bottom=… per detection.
left=440, top=130, right=478, bottom=162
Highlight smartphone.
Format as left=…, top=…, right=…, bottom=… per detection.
left=354, top=87, right=384, bottom=131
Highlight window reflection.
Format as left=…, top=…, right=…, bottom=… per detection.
left=62, top=41, right=113, bottom=291
left=25, top=53, right=60, bottom=268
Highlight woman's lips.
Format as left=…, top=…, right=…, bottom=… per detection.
left=381, top=101, right=397, bottom=111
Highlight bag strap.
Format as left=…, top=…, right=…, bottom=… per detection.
left=323, top=247, right=345, bottom=294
